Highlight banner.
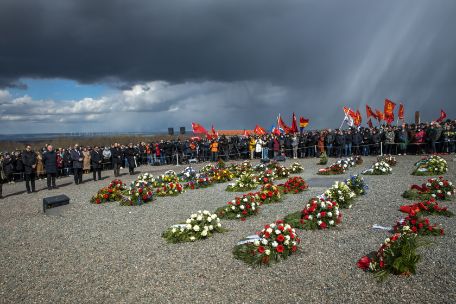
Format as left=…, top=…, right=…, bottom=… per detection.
left=254, top=124, right=267, bottom=135
left=277, top=114, right=292, bottom=134
left=436, top=109, right=447, bottom=123
left=299, top=116, right=309, bottom=128
left=366, top=104, right=376, bottom=119
left=191, top=122, right=208, bottom=134
left=291, top=112, right=298, bottom=133
left=384, top=99, right=396, bottom=124
left=398, top=103, right=404, bottom=120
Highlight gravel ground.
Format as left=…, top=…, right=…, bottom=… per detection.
left=1, top=156, right=456, bottom=303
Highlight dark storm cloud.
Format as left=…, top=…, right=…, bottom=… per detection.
left=0, top=0, right=455, bottom=131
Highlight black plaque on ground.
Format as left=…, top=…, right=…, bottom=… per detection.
left=306, top=177, right=341, bottom=188
left=43, top=195, right=70, bottom=213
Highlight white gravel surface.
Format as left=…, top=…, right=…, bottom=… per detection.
left=1, top=156, right=455, bottom=303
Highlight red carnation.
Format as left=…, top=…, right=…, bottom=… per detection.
left=264, top=232, right=270, bottom=239
left=257, top=246, right=265, bottom=254
left=276, top=234, right=285, bottom=242
left=379, top=260, right=385, bottom=268
left=319, top=222, right=327, bottom=229
left=261, top=194, right=267, bottom=200
left=103, top=194, right=109, bottom=199
left=291, top=245, right=297, bottom=252
left=357, top=256, right=371, bottom=270
left=276, top=244, right=284, bottom=253
left=320, top=211, right=327, bottom=217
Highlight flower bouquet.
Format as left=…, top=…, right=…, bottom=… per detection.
left=377, top=154, right=397, bottom=166
left=136, top=172, right=155, bottom=183
left=233, top=220, right=300, bottom=267
left=215, top=193, right=259, bottom=220
left=178, top=167, right=197, bottom=182
left=121, top=180, right=155, bottom=206
left=212, top=169, right=235, bottom=183
left=284, top=197, right=341, bottom=230
left=90, top=179, right=126, bottom=204
left=278, top=176, right=309, bottom=194
left=233, top=160, right=253, bottom=177
left=402, top=177, right=454, bottom=201
left=317, top=163, right=346, bottom=175
left=393, top=215, right=444, bottom=236
left=318, top=151, right=328, bottom=165
left=399, top=198, right=453, bottom=217
left=289, top=162, right=304, bottom=174
left=353, top=155, right=363, bottom=166
left=153, top=174, right=180, bottom=187
left=253, top=163, right=267, bottom=173
left=216, top=159, right=226, bottom=169
left=155, top=182, right=184, bottom=197
left=162, top=210, right=224, bottom=243
left=362, top=161, right=392, bottom=175
left=345, top=175, right=368, bottom=196
left=412, top=155, right=448, bottom=176
left=226, top=172, right=258, bottom=192
left=183, top=175, right=213, bottom=190
left=272, top=165, right=290, bottom=180
left=256, top=169, right=275, bottom=185
left=200, top=164, right=216, bottom=176
left=357, top=230, right=424, bottom=280
left=324, top=181, right=356, bottom=209
left=255, top=184, right=281, bottom=204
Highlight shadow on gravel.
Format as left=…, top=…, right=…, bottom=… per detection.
left=3, top=190, right=27, bottom=198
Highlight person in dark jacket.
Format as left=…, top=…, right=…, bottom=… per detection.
left=22, top=145, right=37, bottom=193
left=125, top=143, right=136, bottom=175
left=111, top=143, right=122, bottom=177
left=70, top=144, right=83, bottom=184
left=2, top=153, right=14, bottom=184
left=334, top=130, right=345, bottom=158
left=90, top=146, right=103, bottom=181
left=43, top=145, right=57, bottom=190
left=0, top=153, right=5, bottom=198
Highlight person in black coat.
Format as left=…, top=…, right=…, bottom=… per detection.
left=70, top=144, right=83, bottom=184
left=90, top=146, right=103, bottom=181
left=22, top=145, right=37, bottom=193
left=43, top=145, right=57, bottom=190
left=125, top=143, right=136, bottom=175
left=111, top=143, right=122, bottom=177
left=334, top=130, right=345, bottom=158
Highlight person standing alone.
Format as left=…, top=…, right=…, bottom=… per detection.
left=91, top=146, right=103, bottom=181
left=22, top=145, right=37, bottom=193
left=43, top=145, right=58, bottom=190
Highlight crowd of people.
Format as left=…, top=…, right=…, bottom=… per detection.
left=0, top=119, right=454, bottom=198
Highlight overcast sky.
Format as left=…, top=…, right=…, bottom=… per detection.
left=0, top=0, right=455, bottom=134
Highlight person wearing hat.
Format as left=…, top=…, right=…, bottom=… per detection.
left=22, top=145, right=37, bottom=193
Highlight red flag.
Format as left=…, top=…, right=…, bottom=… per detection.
left=375, top=109, right=384, bottom=121
left=291, top=112, right=298, bottom=133
left=277, top=114, right=292, bottom=134
left=384, top=99, right=396, bottom=124
left=299, top=116, right=309, bottom=128
left=243, top=130, right=251, bottom=137
left=254, top=124, right=267, bottom=135
left=211, top=125, right=219, bottom=138
left=367, top=118, right=373, bottom=128
left=398, top=103, right=404, bottom=120
left=436, top=109, right=447, bottom=123
left=272, top=126, right=281, bottom=136
left=366, top=104, right=377, bottom=119
left=192, top=122, right=208, bottom=134
left=354, top=110, right=362, bottom=126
